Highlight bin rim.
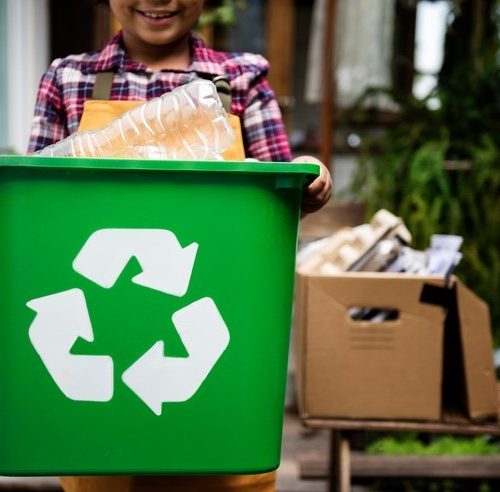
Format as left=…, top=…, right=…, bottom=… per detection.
left=0, top=155, right=319, bottom=181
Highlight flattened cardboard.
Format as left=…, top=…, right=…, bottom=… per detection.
left=295, top=272, right=497, bottom=422
left=455, top=280, right=497, bottom=419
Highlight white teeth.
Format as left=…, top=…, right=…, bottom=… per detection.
left=142, top=11, right=172, bottom=19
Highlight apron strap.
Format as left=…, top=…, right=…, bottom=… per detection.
left=212, top=75, right=232, bottom=113
left=92, top=72, right=114, bottom=100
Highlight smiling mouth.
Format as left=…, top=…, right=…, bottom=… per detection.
left=136, top=9, right=178, bottom=20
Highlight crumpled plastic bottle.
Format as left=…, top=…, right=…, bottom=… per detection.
left=35, top=80, right=235, bottom=160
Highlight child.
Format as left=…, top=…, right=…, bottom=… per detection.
left=28, top=0, right=331, bottom=211
left=28, top=1, right=331, bottom=490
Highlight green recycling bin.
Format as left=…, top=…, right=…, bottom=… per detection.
left=0, top=155, right=318, bottom=476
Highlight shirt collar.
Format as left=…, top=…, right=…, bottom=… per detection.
left=90, top=31, right=226, bottom=77
left=92, top=31, right=133, bottom=73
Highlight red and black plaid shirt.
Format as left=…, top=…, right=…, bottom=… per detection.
left=28, top=32, right=292, bottom=161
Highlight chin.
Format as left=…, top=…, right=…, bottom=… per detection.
left=140, top=30, right=189, bottom=46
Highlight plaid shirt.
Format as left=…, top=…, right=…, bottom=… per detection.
left=28, top=32, right=292, bottom=161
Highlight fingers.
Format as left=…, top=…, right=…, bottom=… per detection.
left=244, top=154, right=332, bottom=213
left=297, top=158, right=332, bottom=214
left=307, top=164, right=330, bottom=195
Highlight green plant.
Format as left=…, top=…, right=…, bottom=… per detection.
left=366, top=433, right=499, bottom=492
left=367, top=433, right=500, bottom=456
left=198, top=0, right=245, bottom=28
left=350, top=0, right=500, bottom=340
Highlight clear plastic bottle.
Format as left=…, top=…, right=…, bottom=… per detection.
left=35, top=80, right=235, bottom=160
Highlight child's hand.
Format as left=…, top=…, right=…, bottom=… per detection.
left=293, top=155, right=332, bottom=214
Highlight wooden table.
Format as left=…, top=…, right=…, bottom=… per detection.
left=300, top=385, right=500, bottom=492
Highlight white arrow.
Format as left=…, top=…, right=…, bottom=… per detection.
left=72, top=229, right=198, bottom=297
left=27, top=288, right=113, bottom=402
left=122, top=297, right=230, bottom=415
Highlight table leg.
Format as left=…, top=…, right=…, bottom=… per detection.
left=329, top=429, right=351, bottom=492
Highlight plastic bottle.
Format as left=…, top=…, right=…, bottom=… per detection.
left=35, top=80, right=235, bottom=160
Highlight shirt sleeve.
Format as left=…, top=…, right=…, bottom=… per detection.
left=27, top=59, right=68, bottom=154
left=242, top=72, right=292, bottom=163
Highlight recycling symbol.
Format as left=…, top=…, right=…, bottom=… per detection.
left=26, top=229, right=230, bottom=416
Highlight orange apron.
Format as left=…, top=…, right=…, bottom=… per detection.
left=60, top=74, right=275, bottom=492
left=77, top=73, right=245, bottom=161
left=60, top=473, right=277, bottom=492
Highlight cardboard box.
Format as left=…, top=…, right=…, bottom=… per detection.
left=295, top=272, right=497, bottom=422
